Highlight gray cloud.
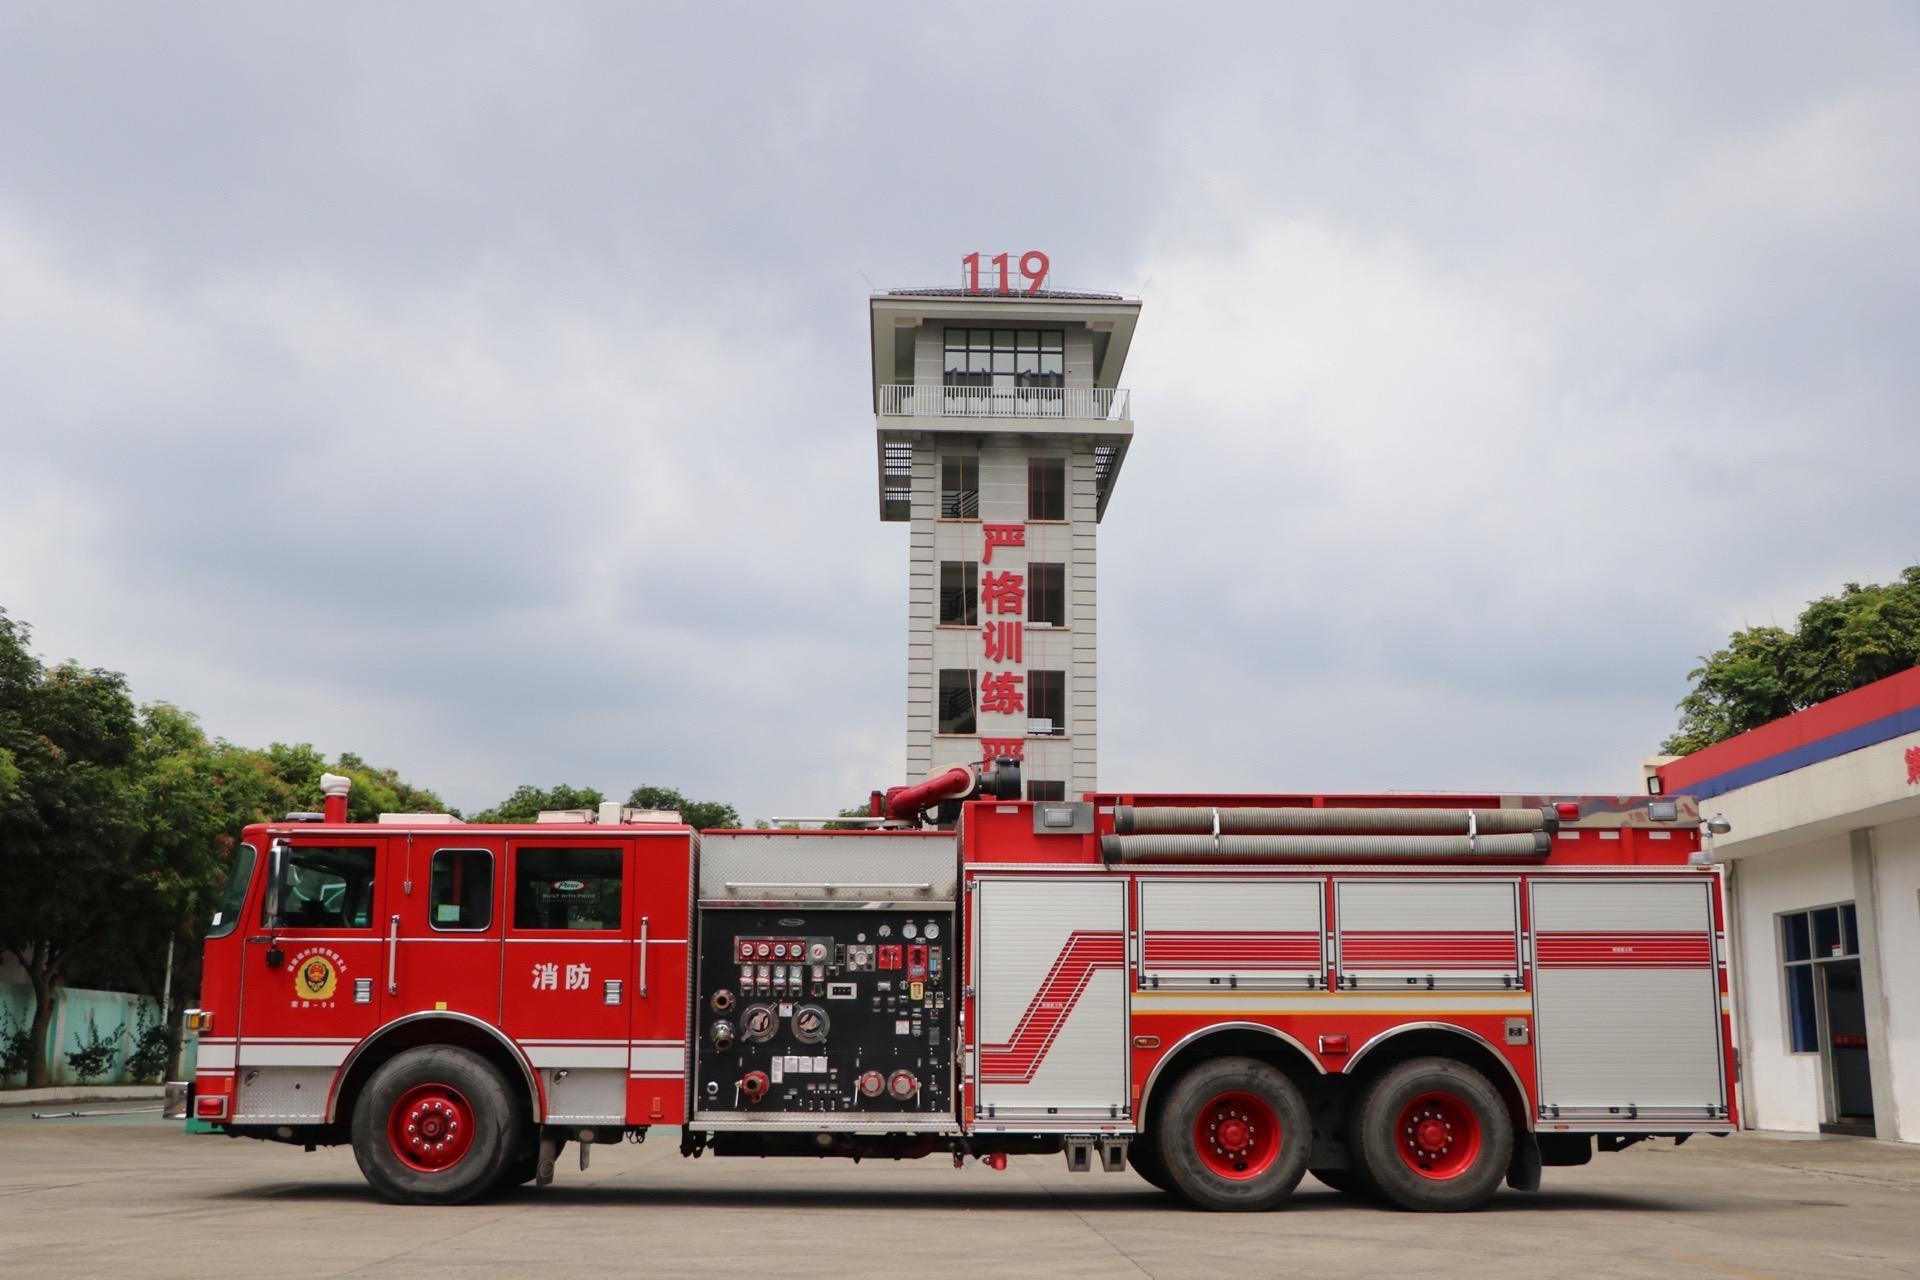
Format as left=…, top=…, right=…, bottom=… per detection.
left=1, top=2, right=1916, bottom=818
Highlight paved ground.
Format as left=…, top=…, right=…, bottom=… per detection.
left=2, top=1109, right=1917, bottom=1279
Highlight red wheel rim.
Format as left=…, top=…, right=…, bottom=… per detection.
left=1394, top=1090, right=1482, bottom=1180
left=387, top=1083, right=476, bottom=1173
left=1191, top=1090, right=1281, bottom=1180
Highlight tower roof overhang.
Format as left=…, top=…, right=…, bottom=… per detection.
left=867, top=289, right=1143, bottom=411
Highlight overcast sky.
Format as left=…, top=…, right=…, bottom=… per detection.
left=2, top=3, right=1916, bottom=821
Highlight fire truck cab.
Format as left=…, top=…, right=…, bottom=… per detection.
left=186, top=768, right=1735, bottom=1212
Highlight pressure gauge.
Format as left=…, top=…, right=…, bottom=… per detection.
left=925, top=922, right=940, bottom=939
left=902, top=922, right=918, bottom=940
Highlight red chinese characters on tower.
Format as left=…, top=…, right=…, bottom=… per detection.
left=983, top=620, right=1022, bottom=664
left=980, top=737, right=1025, bottom=765
left=1907, top=745, right=1920, bottom=786
left=981, top=523, right=1025, bottom=564
left=981, top=571, right=1025, bottom=616
left=980, top=671, right=1024, bottom=715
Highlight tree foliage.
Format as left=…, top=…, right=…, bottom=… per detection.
left=469, top=783, right=606, bottom=823
left=0, top=607, right=445, bottom=1086
left=1665, top=566, right=1920, bottom=754
left=626, top=784, right=740, bottom=831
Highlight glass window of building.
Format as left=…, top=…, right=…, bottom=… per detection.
left=1779, top=904, right=1858, bottom=1053
left=1028, top=562, right=1065, bottom=626
left=1027, top=780, right=1067, bottom=802
left=938, top=669, right=977, bottom=735
left=1029, top=457, right=1066, bottom=521
left=943, top=328, right=1065, bottom=387
left=1027, top=669, right=1066, bottom=736
left=939, top=562, right=978, bottom=626
left=941, top=455, right=979, bottom=519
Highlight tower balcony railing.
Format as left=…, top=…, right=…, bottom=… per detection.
left=879, top=383, right=1130, bottom=422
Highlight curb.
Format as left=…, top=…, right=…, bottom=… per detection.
left=1, top=1085, right=168, bottom=1106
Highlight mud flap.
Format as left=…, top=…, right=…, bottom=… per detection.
left=1506, top=1133, right=1542, bottom=1192
left=536, top=1131, right=564, bottom=1187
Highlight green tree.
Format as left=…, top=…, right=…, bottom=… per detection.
left=0, top=611, right=143, bottom=1087
left=1665, top=566, right=1920, bottom=754
left=626, top=784, right=740, bottom=831
left=0, top=607, right=456, bottom=1085
left=470, top=783, right=606, bottom=823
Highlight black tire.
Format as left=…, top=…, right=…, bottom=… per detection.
left=1154, top=1056, right=1311, bottom=1212
left=500, top=1150, right=539, bottom=1188
left=1128, top=1132, right=1175, bottom=1193
left=1353, top=1057, right=1512, bottom=1212
left=351, top=1046, right=517, bottom=1205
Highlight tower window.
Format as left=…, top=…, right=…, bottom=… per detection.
left=1028, top=563, right=1065, bottom=626
left=1029, top=457, right=1066, bottom=521
left=944, top=328, right=1064, bottom=387
left=939, top=562, right=978, bottom=625
left=1027, top=780, right=1067, bottom=802
left=941, top=455, right=979, bottom=519
left=1027, top=670, right=1066, bottom=736
left=938, top=669, right=977, bottom=735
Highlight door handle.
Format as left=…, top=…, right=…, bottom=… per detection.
left=386, top=914, right=400, bottom=995
left=638, top=915, right=649, bottom=998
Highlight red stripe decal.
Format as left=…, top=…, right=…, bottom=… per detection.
left=1144, top=930, right=1320, bottom=968
left=1340, top=931, right=1517, bottom=968
left=1535, top=932, right=1712, bottom=968
left=979, top=931, right=1123, bottom=1085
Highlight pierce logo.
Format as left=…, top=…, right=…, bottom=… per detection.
left=553, top=880, right=586, bottom=892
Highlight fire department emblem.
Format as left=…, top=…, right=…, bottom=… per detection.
left=295, top=954, right=339, bottom=1001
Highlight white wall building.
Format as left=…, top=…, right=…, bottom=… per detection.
left=1652, top=668, right=1920, bottom=1142
left=868, top=283, right=1141, bottom=800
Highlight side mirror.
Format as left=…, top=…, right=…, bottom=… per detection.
left=265, top=839, right=290, bottom=927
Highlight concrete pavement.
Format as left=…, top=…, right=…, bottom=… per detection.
left=1, top=1110, right=1916, bottom=1278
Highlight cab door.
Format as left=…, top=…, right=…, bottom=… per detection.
left=386, top=836, right=505, bottom=1027
left=234, top=835, right=391, bottom=1124
left=501, top=837, right=633, bottom=1124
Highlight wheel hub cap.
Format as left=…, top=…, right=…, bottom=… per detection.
left=1394, top=1090, right=1482, bottom=1181
left=387, top=1084, right=476, bottom=1173
left=1192, top=1089, right=1282, bottom=1181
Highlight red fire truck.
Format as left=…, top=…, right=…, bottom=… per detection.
left=185, top=764, right=1736, bottom=1212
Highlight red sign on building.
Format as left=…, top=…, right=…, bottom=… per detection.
left=982, top=523, right=1025, bottom=564
left=981, top=671, right=1024, bottom=716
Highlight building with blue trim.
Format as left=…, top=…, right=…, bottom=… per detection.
left=1651, top=668, right=1920, bottom=1143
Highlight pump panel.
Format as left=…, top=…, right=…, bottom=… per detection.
left=692, top=908, right=955, bottom=1127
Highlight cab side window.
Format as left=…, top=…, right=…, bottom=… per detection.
left=513, top=848, right=622, bottom=930
left=270, top=846, right=377, bottom=928
left=430, top=849, right=494, bottom=931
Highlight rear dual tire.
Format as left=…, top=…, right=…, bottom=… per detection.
left=1155, top=1057, right=1311, bottom=1212
left=1353, top=1057, right=1512, bottom=1212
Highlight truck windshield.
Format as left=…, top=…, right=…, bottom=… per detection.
left=205, top=844, right=257, bottom=939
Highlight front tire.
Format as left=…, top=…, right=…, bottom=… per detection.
left=1353, top=1057, right=1512, bottom=1212
left=351, top=1046, right=516, bottom=1205
left=1128, top=1133, right=1175, bottom=1193
left=1155, top=1057, right=1311, bottom=1212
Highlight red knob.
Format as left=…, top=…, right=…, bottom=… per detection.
left=888, top=1070, right=918, bottom=1101
left=740, top=1071, right=769, bottom=1103
left=858, top=1071, right=886, bottom=1099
